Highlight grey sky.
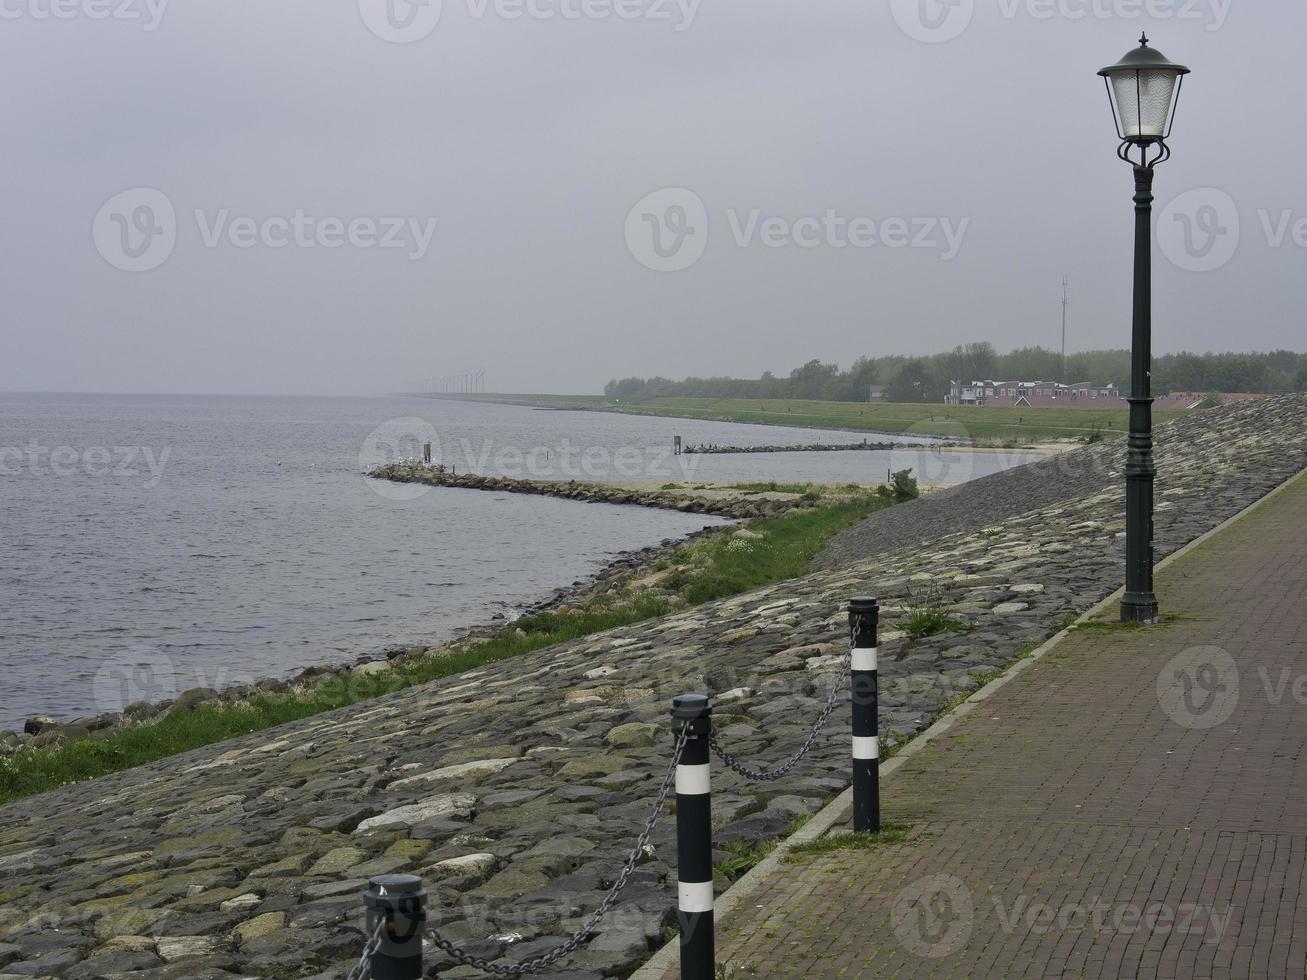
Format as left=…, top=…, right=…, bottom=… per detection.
left=1, top=0, right=1301, bottom=396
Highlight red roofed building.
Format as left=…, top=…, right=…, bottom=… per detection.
left=947, top=380, right=1123, bottom=407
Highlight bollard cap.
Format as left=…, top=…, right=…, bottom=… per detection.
left=363, top=874, right=427, bottom=914
left=368, top=874, right=424, bottom=896
left=848, top=596, right=880, bottom=616
left=671, top=693, right=712, bottom=721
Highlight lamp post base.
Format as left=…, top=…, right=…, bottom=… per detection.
left=1121, top=593, right=1160, bottom=624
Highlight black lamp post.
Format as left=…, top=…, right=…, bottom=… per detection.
left=1099, top=35, right=1190, bottom=624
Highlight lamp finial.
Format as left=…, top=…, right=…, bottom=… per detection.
left=1139, top=32, right=1149, bottom=46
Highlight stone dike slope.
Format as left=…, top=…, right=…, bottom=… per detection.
left=814, top=400, right=1263, bottom=568
left=0, top=396, right=1304, bottom=979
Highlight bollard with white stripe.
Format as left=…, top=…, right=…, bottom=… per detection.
left=849, top=596, right=881, bottom=834
left=362, top=874, right=427, bottom=979
left=671, top=693, right=714, bottom=980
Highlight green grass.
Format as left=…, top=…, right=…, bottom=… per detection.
left=475, top=394, right=1186, bottom=443
left=1069, top=612, right=1193, bottom=635
left=721, top=481, right=816, bottom=495
left=0, top=494, right=895, bottom=805
left=664, top=493, right=892, bottom=606
left=899, top=587, right=968, bottom=639
left=714, top=839, right=774, bottom=882
left=785, top=823, right=912, bottom=859
left=901, top=608, right=968, bottom=639
left=420, top=391, right=1193, bottom=443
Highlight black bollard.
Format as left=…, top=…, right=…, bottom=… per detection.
left=849, top=597, right=881, bottom=833
left=362, top=874, right=427, bottom=979
left=672, top=694, right=714, bottom=980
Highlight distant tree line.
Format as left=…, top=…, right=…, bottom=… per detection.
left=605, top=344, right=1307, bottom=404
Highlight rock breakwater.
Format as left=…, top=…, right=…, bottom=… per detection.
left=368, top=464, right=814, bottom=519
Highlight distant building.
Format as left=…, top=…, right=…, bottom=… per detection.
left=946, top=380, right=1123, bottom=407
left=867, top=385, right=889, bottom=402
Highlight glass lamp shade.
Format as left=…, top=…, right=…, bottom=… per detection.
left=1109, top=68, right=1182, bottom=139
left=1100, top=36, right=1190, bottom=143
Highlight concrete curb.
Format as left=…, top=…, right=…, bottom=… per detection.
left=628, top=466, right=1307, bottom=980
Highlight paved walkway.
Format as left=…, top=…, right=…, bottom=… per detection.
left=710, top=472, right=1307, bottom=978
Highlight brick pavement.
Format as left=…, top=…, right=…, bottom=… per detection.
left=709, top=472, right=1307, bottom=979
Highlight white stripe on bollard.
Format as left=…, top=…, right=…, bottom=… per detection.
left=675, top=764, right=711, bottom=796
left=852, top=735, right=879, bottom=760
left=851, top=647, right=879, bottom=671
left=678, top=880, right=715, bottom=914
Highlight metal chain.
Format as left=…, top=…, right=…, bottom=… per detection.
left=421, top=722, right=691, bottom=976
left=709, top=636, right=854, bottom=782
left=345, top=919, right=385, bottom=980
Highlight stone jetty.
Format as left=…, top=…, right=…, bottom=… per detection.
left=0, top=396, right=1304, bottom=978
left=367, top=464, right=813, bottom=519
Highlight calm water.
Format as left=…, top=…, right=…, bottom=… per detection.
left=0, top=393, right=1038, bottom=732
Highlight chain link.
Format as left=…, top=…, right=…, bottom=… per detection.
left=709, top=635, right=854, bottom=782
left=419, top=722, right=690, bottom=976
left=345, top=919, right=385, bottom=980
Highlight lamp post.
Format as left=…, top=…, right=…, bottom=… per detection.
left=1099, top=35, right=1190, bottom=624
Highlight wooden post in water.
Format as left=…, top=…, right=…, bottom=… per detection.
left=674, top=436, right=683, bottom=457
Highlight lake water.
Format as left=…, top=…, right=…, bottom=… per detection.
left=0, top=393, right=1041, bottom=732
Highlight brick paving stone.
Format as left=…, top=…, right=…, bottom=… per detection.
left=709, top=474, right=1307, bottom=979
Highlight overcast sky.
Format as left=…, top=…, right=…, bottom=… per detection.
left=1, top=0, right=1301, bottom=396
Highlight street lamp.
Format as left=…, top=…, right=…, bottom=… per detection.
left=1099, top=34, right=1190, bottom=623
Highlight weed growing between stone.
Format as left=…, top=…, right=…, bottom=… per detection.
left=785, top=823, right=912, bottom=859
left=714, top=838, right=775, bottom=883
left=899, top=584, right=969, bottom=639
